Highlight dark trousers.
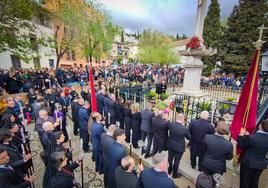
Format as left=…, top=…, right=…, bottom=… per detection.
left=73, top=121, right=79, bottom=135
left=190, top=143, right=205, bottom=171
left=240, top=163, right=263, bottom=188
left=141, top=131, right=153, bottom=155
left=103, top=160, right=109, bottom=188
left=62, top=124, right=69, bottom=142
left=80, top=130, right=89, bottom=152
left=168, top=149, right=183, bottom=175
left=94, top=150, right=103, bottom=174
left=124, top=118, right=131, bottom=143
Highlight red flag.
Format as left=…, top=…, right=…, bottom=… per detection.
left=230, top=49, right=260, bottom=154
left=88, top=66, right=98, bottom=112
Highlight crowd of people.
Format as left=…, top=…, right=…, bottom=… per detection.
left=0, top=66, right=267, bottom=188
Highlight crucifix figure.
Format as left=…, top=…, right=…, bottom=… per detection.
left=256, top=24, right=267, bottom=48
left=195, top=0, right=207, bottom=39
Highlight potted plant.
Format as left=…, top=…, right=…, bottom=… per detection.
left=218, top=97, right=237, bottom=115
left=196, top=101, right=212, bottom=111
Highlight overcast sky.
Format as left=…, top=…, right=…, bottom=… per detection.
left=99, top=0, right=239, bottom=36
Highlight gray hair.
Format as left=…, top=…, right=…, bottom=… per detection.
left=200, top=111, right=209, bottom=120
left=107, top=124, right=117, bottom=135
left=152, top=151, right=168, bottom=165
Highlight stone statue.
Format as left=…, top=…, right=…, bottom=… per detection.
left=195, top=0, right=207, bottom=39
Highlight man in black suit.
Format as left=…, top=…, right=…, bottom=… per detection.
left=140, top=151, right=175, bottom=188
left=152, top=111, right=169, bottom=155
left=202, top=121, right=233, bottom=175
left=0, top=149, right=36, bottom=187
left=167, top=113, right=191, bottom=178
left=101, top=124, right=117, bottom=188
left=115, top=155, right=143, bottom=188
left=72, top=98, right=84, bottom=136
left=189, top=111, right=215, bottom=171
left=96, top=90, right=105, bottom=116
left=238, top=119, right=268, bottom=188
left=140, top=103, right=155, bottom=158
left=107, top=129, right=127, bottom=188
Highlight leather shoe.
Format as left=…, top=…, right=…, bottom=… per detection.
left=172, top=172, right=182, bottom=179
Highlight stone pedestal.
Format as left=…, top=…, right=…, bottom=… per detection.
left=179, top=63, right=206, bottom=97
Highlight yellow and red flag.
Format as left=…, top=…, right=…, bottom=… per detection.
left=230, top=48, right=261, bottom=155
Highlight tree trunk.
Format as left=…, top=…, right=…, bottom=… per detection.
left=56, top=55, right=60, bottom=70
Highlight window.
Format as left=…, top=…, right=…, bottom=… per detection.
left=49, top=59, right=54, bottom=68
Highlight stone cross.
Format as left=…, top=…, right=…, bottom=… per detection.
left=195, top=0, right=207, bottom=39
left=256, top=24, right=267, bottom=48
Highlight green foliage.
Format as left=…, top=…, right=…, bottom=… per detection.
left=160, top=92, right=170, bottom=100
left=148, top=90, right=157, bottom=99
left=138, top=30, right=180, bottom=65
left=156, top=101, right=168, bottom=110
left=202, top=0, right=221, bottom=76
left=0, top=0, right=47, bottom=62
left=77, top=1, right=119, bottom=63
left=219, top=0, right=268, bottom=74
left=197, top=102, right=212, bottom=111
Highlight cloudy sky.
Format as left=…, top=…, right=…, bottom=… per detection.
left=99, top=0, right=239, bottom=36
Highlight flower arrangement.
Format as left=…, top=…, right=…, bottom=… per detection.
left=186, top=36, right=202, bottom=49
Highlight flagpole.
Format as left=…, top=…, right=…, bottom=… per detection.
left=241, top=24, right=266, bottom=130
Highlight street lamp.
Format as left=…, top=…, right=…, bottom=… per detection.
left=261, top=50, right=268, bottom=71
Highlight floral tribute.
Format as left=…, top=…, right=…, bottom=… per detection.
left=186, top=36, right=202, bottom=49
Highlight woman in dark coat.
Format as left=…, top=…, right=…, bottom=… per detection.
left=53, top=131, right=72, bottom=162
left=114, top=97, right=125, bottom=129
left=123, top=101, right=132, bottom=143
left=130, top=103, right=142, bottom=148
left=46, top=151, right=82, bottom=188
left=7, top=73, right=20, bottom=94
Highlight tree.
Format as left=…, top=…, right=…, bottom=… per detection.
left=77, top=1, right=119, bottom=64
left=138, top=30, right=180, bottom=65
left=44, top=0, right=85, bottom=69
left=202, top=0, right=221, bottom=75
left=181, top=34, right=187, bottom=39
left=176, top=33, right=180, bottom=41
left=121, top=30, right=124, bottom=43
left=220, top=0, right=268, bottom=74
left=0, top=0, right=46, bottom=62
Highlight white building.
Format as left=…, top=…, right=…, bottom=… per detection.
left=0, top=16, right=57, bottom=69
left=109, top=34, right=139, bottom=62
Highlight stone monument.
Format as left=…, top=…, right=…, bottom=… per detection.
left=178, top=0, right=216, bottom=97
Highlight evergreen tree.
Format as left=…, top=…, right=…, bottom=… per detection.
left=176, top=33, right=180, bottom=40
left=220, top=0, right=268, bottom=74
left=202, top=0, right=221, bottom=76
left=121, top=30, right=124, bottom=43
left=181, top=34, right=187, bottom=39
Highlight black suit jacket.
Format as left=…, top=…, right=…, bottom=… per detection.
left=101, top=133, right=113, bottom=165
left=202, top=134, right=233, bottom=174
left=0, top=143, right=24, bottom=172
left=238, top=131, right=268, bottom=170
left=167, top=122, right=191, bottom=153
left=96, top=93, right=105, bottom=114
left=140, top=109, right=154, bottom=133
left=0, top=166, right=30, bottom=188
left=189, top=119, right=215, bottom=144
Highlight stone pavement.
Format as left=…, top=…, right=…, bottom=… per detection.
left=26, top=114, right=268, bottom=188
left=26, top=116, right=105, bottom=188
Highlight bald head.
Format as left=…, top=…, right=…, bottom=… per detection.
left=42, top=121, right=54, bottom=132
left=121, top=156, right=135, bottom=171
left=176, top=113, right=185, bottom=124
left=200, top=111, right=209, bottom=120
left=107, top=124, right=117, bottom=136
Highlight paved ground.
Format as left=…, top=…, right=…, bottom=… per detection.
left=27, top=112, right=268, bottom=188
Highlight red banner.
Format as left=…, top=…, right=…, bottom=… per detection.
left=230, top=49, right=260, bottom=154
